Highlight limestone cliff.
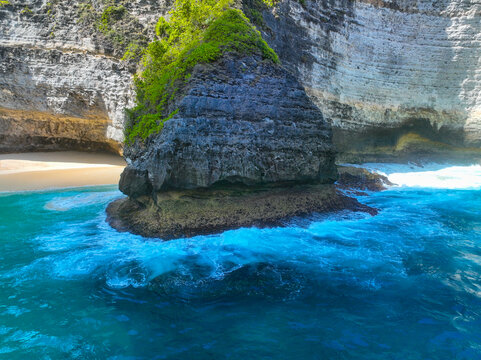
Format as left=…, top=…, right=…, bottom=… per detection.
left=255, top=0, right=481, bottom=159
left=3, top=0, right=481, bottom=158
left=0, top=0, right=167, bottom=153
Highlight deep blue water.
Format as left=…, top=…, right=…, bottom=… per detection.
left=1, top=165, right=481, bottom=359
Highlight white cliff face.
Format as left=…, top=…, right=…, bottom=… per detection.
left=445, top=2, right=481, bottom=145
left=0, top=45, right=133, bottom=142
left=0, top=0, right=168, bottom=151
left=263, top=0, right=481, bottom=155
left=1, top=0, right=480, bottom=157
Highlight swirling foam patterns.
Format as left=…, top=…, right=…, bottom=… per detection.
left=0, top=165, right=481, bottom=358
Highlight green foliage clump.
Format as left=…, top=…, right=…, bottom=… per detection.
left=95, top=5, right=128, bottom=48
left=121, top=42, right=145, bottom=61
left=20, top=6, right=33, bottom=15
left=261, top=0, right=278, bottom=6
left=0, top=1, right=10, bottom=8
left=203, top=9, right=278, bottom=63
left=98, top=5, right=126, bottom=33
left=126, top=0, right=279, bottom=143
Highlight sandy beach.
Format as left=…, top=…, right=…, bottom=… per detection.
left=0, top=152, right=126, bottom=192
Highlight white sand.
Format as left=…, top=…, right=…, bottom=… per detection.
left=0, top=152, right=126, bottom=191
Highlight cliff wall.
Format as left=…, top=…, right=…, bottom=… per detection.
left=0, top=0, right=167, bottom=152
left=258, top=0, right=481, bottom=158
left=2, top=0, right=480, bottom=158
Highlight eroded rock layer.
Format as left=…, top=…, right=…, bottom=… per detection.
left=258, top=0, right=481, bottom=159
left=0, top=0, right=167, bottom=152
left=120, top=56, right=336, bottom=196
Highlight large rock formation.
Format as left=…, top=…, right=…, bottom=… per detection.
left=255, top=0, right=481, bottom=159
left=120, top=55, right=336, bottom=196
left=109, top=54, right=346, bottom=238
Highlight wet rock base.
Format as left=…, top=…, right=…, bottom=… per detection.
left=106, top=183, right=377, bottom=240
left=337, top=166, right=393, bottom=193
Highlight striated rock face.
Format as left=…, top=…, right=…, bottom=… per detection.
left=3, top=0, right=480, bottom=158
left=258, top=0, right=481, bottom=159
left=120, top=56, right=336, bottom=196
left=0, top=0, right=168, bottom=153
left=0, top=45, right=131, bottom=152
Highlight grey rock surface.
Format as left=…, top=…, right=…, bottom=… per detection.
left=120, top=56, right=336, bottom=195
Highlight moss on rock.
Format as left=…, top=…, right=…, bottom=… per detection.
left=125, top=0, right=279, bottom=143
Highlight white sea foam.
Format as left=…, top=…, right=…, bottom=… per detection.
left=10, top=163, right=479, bottom=293
left=44, top=191, right=120, bottom=211
left=9, top=214, right=407, bottom=293
left=352, top=163, right=481, bottom=190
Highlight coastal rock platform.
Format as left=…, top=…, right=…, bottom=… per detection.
left=107, top=183, right=377, bottom=240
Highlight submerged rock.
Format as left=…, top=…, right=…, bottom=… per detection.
left=149, top=262, right=309, bottom=302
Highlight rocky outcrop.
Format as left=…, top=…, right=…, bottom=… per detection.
left=336, top=165, right=392, bottom=194
left=255, top=0, right=481, bottom=160
left=107, top=184, right=375, bottom=239
left=120, top=55, right=336, bottom=195
left=109, top=54, right=341, bottom=238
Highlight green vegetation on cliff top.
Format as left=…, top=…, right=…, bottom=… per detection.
left=125, top=0, right=279, bottom=143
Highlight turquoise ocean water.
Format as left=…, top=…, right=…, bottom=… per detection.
left=1, top=164, right=481, bottom=359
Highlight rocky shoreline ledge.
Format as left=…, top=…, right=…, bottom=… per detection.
left=106, top=166, right=388, bottom=240
left=105, top=185, right=373, bottom=240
